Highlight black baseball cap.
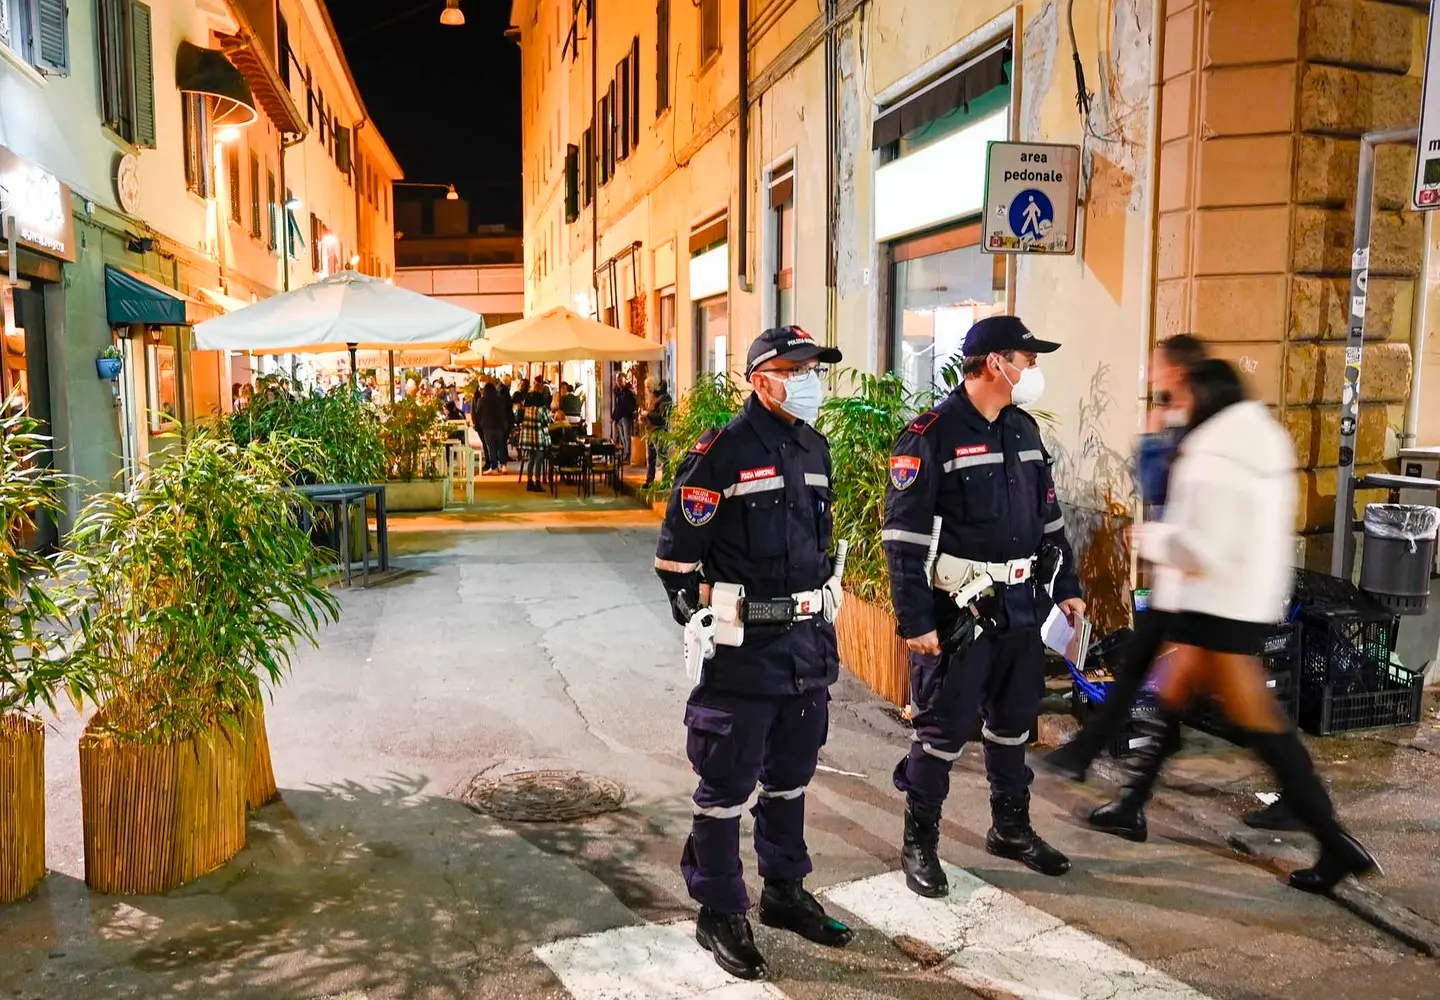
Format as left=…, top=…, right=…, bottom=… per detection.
left=745, top=325, right=843, bottom=377
left=961, top=315, right=1060, bottom=357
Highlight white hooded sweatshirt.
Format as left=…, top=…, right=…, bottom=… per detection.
left=1137, top=401, right=1296, bottom=623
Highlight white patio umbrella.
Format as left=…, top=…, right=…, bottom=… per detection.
left=455, top=305, right=662, bottom=364
left=194, top=271, right=484, bottom=380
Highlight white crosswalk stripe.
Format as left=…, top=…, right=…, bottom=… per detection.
left=534, top=866, right=1216, bottom=1000
left=822, top=865, right=1215, bottom=1000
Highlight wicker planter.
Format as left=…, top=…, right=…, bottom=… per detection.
left=79, top=714, right=247, bottom=894
left=0, top=715, right=45, bottom=904
left=836, top=590, right=911, bottom=708
left=244, top=703, right=278, bottom=810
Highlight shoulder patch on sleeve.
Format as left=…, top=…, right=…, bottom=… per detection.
left=908, top=410, right=940, bottom=435
left=690, top=428, right=723, bottom=455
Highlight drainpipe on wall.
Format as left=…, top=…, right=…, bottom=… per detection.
left=737, top=0, right=753, bottom=293
left=1129, top=0, right=1167, bottom=592
left=354, top=116, right=369, bottom=273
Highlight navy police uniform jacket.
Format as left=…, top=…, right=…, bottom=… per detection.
left=655, top=395, right=840, bottom=697
left=882, top=387, right=1082, bottom=640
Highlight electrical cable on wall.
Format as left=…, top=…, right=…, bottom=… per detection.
left=1068, top=0, right=1093, bottom=118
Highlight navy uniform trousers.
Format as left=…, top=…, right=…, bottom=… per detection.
left=682, top=686, right=830, bottom=913
left=894, top=627, right=1045, bottom=811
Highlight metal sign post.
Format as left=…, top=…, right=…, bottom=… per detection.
left=1333, top=127, right=1420, bottom=581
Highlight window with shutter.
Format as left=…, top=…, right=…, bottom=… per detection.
left=318, top=90, right=327, bottom=142
left=227, top=143, right=242, bottom=223
left=277, top=13, right=290, bottom=89
left=700, top=0, right=720, bottom=64
left=286, top=189, right=299, bottom=258
left=656, top=0, right=670, bottom=116
left=617, top=57, right=630, bottom=161
left=630, top=36, right=641, bottom=146
left=130, top=2, right=156, bottom=147
left=564, top=144, right=579, bottom=223
left=30, top=0, right=69, bottom=73
left=183, top=93, right=213, bottom=197
left=250, top=152, right=262, bottom=238
left=97, top=0, right=130, bottom=139
left=582, top=124, right=594, bottom=207
left=310, top=214, right=320, bottom=272
left=267, top=169, right=278, bottom=251
left=336, top=125, right=351, bottom=175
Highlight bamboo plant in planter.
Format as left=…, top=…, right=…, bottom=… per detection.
left=644, top=374, right=744, bottom=507
left=64, top=434, right=339, bottom=894
left=817, top=372, right=926, bottom=708
left=379, top=395, right=448, bottom=511
left=1, top=403, right=82, bottom=904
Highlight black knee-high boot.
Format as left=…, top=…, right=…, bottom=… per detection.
left=1247, top=730, right=1380, bottom=893
left=1087, top=712, right=1183, bottom=843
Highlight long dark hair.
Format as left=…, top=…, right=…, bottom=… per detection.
left=1184, top=358, right=1247, bottom=435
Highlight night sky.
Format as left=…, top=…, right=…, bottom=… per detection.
left=326, top=0, right=522, bottom=228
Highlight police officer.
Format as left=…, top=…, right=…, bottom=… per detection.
left=654, top=326, right=854, bottom=981
left=882, top=315, right=1086, bottom=897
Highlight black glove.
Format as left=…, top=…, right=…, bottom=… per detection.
left=1035, top=541, right=1064, bottom=597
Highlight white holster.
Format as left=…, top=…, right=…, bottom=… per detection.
left=710, top=583, right=746, bottom=648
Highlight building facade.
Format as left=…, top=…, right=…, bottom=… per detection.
left=513, top=0, right=1435, bottom=609
left=0, top=0, right=400, bottom=531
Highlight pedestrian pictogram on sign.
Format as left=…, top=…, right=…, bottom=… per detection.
left=982, top=142, right=1081, bottom=255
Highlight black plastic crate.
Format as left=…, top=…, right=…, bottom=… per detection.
left=1297, top=611, right=1397, bottom=691
left=1186, top=668, right=1299, bottom=746
left=1071, top=683, right=1161, bottom=759
left=1299, top=660, right=1424, bottom=735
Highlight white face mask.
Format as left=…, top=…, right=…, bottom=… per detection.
left=762, top=369, right=824, bottom=424
left=1162, top=408, right=1188, bottom=429
left=997, top=356, right=1045, bottom=406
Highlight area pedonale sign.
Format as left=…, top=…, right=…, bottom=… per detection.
left=1414, top=0, right=1440, bottom=209
left=981, top=141, right=1081, bottom=255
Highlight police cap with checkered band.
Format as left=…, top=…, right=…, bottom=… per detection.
left=745, top=325, right=843, bottom=378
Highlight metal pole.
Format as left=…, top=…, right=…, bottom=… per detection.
left=1403, top=209, right=1434, bottom=447
left=1333, top=126, right=1420, bottom=580
left=389, top=349, right=396, bottom=402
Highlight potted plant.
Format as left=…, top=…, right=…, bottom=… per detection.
left=63, top=433, right=339, bottom=894
left=379, top=394, right=448, bottom=512
left=1, top=403, right=81, bottom=904
left=95, top=345, right=123, bottom=380
left=226, top=375, right=385, bottom=558
left=646, top=374, right=744, bottom=511
left=817, top=371, right=925, bottom=707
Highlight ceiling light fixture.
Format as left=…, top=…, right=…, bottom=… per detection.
left=440, top=0, right=464, bottom=27
left=445, top=184, right=459, bottom=200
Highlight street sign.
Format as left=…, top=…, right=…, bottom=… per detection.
left=1414, top=0, right=1440, bottom=209
left=981, top=141, right=1081, bottom=254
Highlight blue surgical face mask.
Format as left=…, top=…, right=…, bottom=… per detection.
left=765, top=370, right=824, bottom=424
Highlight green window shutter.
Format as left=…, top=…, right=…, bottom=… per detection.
left=336, top=125, right=351, bottom=174
left=564, top=144, right=579, bottom=223
left=35, top=0, right=70, bottom=74
left=130, top=1, right=156, bottom=148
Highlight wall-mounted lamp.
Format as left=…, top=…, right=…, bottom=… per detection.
left=126, top=236, right=155, bottom=254
left=217, top=126, right=242, bottom=143
left=320, top=233, right=339, bottom=248
left=349, top=254, right=361, bottom=267
left=441, top=0, right=465, bottom=26
left=284, top=195, right=302, bottom=210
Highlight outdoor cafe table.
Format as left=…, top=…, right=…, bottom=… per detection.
left=290, top=482, right=390, bottom=586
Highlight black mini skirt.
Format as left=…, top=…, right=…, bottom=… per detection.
left=1166, top=611, right=1275, bottom=657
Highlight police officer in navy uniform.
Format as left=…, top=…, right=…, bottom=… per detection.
left=654, top=326, right=854, bottom=981
left=882, top=315, right=1086, bottom=897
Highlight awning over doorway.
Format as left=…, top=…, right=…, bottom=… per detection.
left=176, top=41, right=258, bottom=128
left=104, top=266, right=218, bottom=326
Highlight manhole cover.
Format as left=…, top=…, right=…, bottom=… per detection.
left=460, top=769, right=627, bottom=822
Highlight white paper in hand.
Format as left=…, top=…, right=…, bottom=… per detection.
left=1043, top=604, right=1092, bottom=667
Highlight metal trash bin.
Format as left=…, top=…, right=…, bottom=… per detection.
left=1359, top=503, right=1440, bottom=615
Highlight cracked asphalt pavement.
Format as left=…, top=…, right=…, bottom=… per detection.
left=1, top=516, right=1436, bottom=999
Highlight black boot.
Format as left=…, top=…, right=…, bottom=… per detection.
left=758, top=878, right=854, bottom=947
left=986, top=792, right=1071, bottom=876
left=901, top=804, right=949, bottom=897
left=1242, top=796, right=1305, bottom=832
left=695, top=906, right=767, bottom=980
left=1247, top=731, right=1381, bottom=894
left=1087, top=714, right=1182, bottom=843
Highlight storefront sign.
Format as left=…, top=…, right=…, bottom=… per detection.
left=0, top=146, right=76, bottom=262
left=1414, top=0, right=1440, bottom=208
left=981, top=141, right=1080, bottom=255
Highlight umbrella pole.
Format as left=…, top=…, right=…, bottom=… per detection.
left=348, top=344, right=359, bottom=393
left=389, top=350, right=396, bottom=403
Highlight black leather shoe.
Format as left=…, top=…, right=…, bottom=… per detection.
left=901, top=805, right=949, bottom=897
left=758, top=879, right=854, bottom=948
left=986, top=793, right=1071, bottom=876
left=695, top=906, right=767, bottom=980
left=1243, top=797, right=1305, bottom=832
left=1289, top=831, right=1381, bottom=894
left=1038, top=742, right=1092, bottom=784
left=1087, top=798, right=1148, bottom=842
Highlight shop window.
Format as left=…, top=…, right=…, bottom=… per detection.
left=1, top=0, right=69, bottom=73
left=655, top=0, right=670, bottom=116
left=658, top=287, right=677, bottom=389
left=182, top=93, right=213, bottom=198
left=699, top=0, right=720, bottom=65
left=890, top=223, right=1005, bottom=398
left=249, top=152, right=262, bottom=239
left=146, top=340, right=180, bottom=434
left=226, top=143, right=242, bottom=223
left=768, top=163, right=794, bottom=328
left=696, top=297, right=728, bottom=376
left=97, top=0, right=155, bottom=147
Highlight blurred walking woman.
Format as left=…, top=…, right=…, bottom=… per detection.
left=1089, top=358, right=1378, bottom=893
